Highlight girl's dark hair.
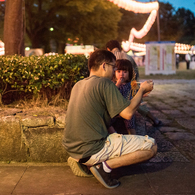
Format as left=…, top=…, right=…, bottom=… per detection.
left=115, top=59, right=134, bottom=82
left=88, top=49, right=116, bottom=71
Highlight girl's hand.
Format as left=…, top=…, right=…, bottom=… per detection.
left=116, top=78, right=124, bottom=87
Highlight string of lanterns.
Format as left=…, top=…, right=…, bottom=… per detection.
left=107, top=0, right=159, bottom=51
left=127, top=42, right=193, bottom=54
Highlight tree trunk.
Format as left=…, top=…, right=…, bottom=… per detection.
left=4, top=0, right=25, bottom=56
left=57, top=42, right=65, bottom=54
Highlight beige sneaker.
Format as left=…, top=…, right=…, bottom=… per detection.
left=68, top=157, right=93, bottom=177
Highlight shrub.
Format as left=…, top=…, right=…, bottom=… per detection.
left=0, top=54, right=88, bottom=106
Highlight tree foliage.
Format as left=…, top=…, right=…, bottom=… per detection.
left=175, top=8, right=195, bottom=44
left=1, top=0, right=195, bottom=55
left=0, top=1, right=5, bottom=40
left=25, top=0, right=121, bottom=52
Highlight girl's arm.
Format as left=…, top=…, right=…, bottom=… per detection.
left=108, top=126, right=117, bottom=134
left=115, top=78, right=124, bottom=88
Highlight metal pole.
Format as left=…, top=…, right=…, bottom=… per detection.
left=156, top=0, right=160, bottom=41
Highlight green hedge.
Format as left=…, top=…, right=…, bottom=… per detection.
left=0, top=54, right=88, bottom=105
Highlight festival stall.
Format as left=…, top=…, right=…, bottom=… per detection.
left=145, top=41, right=176, bottom=75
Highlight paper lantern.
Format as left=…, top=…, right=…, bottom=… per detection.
left=107, top=0, right=159, bottom=51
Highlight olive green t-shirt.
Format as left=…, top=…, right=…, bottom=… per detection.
left=63, top=75, right=130, bottom=159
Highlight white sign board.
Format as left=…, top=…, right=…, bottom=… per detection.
left=65, top=45, right=94, bottom=57
left=145, top=41, right=176, bottom=75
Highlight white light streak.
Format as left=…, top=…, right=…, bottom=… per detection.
left=108, top=0, right=159, bottom=51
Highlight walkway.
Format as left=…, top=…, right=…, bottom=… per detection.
left=1, top=79, right=195, bottom=194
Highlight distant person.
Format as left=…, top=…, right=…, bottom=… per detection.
left=185, top=52, right=191, bottom=70
left=106, top=40, right=163, bottom=127
left=106, top=40, right=139, bottom=80
left=176, top=54, right=179, bottom=69
left=142, top=55, right=145, bottom=66
left=63, top=49, right=157, bottom=189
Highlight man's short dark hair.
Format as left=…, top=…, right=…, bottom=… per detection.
left=106, top=40, right=122, bottom=51
left=88, top=49, right=116, bottom=71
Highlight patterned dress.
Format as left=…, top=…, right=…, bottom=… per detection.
left=118, top=82, right=136, bottom=131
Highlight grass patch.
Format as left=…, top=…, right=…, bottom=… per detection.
left=2, top=96, right=69, bottom=110
left=139, top=66, right=195, bottom=80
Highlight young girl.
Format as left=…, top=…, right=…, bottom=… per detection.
left=113, top=59, right=138, bottom=135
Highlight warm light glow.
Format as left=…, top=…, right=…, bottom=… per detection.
left=65, top=45, right=94, bottom=57
left=0, top=40, right=4, bottom=56
left=125, top=42, right=193, bottom=55
left=127, top=42, right=146, bottom=52
left=109, top=0, right=158, bottom=13
left=25, top=47, right=30, bottom=51
left=175, top=43, right=192, bottom=54
left=108, top=0, right=159, bottom=51
left=0, top=40, right=4, bottom=48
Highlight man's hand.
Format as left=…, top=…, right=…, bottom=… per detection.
left=119, top=79, right=154, bottom=120
left=140, top=80, right=154, bottom=96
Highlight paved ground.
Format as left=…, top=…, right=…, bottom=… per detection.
left=1, top=79, right=195, bottom=195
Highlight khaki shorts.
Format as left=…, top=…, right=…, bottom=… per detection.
left=84, top=133, right=155, bottom=166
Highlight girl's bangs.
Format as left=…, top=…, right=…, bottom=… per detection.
left=116, top=63, right=129, bottom=70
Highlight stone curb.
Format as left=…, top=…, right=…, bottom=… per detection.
left=0, top=108, right=68, bottom=162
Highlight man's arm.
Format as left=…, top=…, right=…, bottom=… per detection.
left=119, top=80, right=153, bottom=120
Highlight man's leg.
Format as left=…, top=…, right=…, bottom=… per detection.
left=106, top=144, right=157, bottom=169
left=89, top=134, right=157, bottom=189
left=187, top=62, right=190, bottom=69
left=90, top=144, right=157, bottom=189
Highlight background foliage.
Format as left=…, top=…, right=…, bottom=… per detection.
left=0, top=54, right=88, bottom=106
left=1, top=0, right=195, bottom=54
left=24, top=0, right=121, bottom=52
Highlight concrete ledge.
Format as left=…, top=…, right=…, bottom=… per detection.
left=0, top=116, right=27, bottom=162
left=0, top=108, right=68, bottom=163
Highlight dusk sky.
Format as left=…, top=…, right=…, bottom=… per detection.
left=139, top=0, right=195, bottom=14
